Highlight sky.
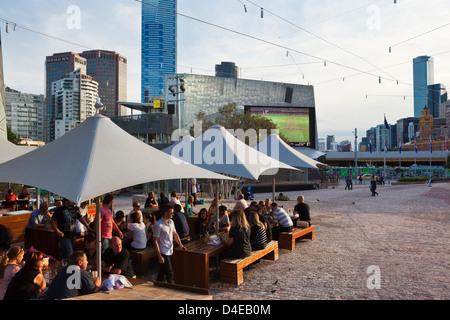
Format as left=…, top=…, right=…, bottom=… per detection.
left=1, top=0, right=450, bottom=145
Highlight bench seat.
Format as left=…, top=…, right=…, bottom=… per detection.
left=278, top=225, right=315, bottom=250
left=130, top=247, right=157, bottom=274
left=220, top=240, right=278, bottom=286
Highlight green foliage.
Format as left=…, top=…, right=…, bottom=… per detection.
left=7, top=127, right=20, bottom=144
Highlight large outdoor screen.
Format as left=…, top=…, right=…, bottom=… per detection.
left=245, top=106, right=316, bottom=148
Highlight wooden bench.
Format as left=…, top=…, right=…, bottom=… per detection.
left=220, top=240, right=278, bottom=286
left=0, top=212, right=31, bottom=244
left=129, top=247, right=157, bottom=275
left=278, top=225, right=315, bottom=250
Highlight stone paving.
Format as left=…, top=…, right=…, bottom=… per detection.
left=115, top=181, right=450, bottom=300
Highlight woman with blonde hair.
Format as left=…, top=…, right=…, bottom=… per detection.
left=3, top=250, right=46, bottom=300
left=248, top=211, right=268, bottom=251
left=0, top=246, right=24, bottom=300
left=220, top=210, right=251, bottom=259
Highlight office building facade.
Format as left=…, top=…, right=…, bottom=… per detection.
left=79, top=50, right=127, bottom=118
left=45, top=52, right=87, bottom=142
left=141, top=0, right=177, bottom=103
left=5, top=87, right=44, bottom=142
left=0, top=29, right=7, bottom=140
left=427, top=83, right=447, bottom=118
left=413, top=55, right=434, bottom=118
left=50, top=71, right=98, bottom=140
left=215, top=61, right=240, bottom=79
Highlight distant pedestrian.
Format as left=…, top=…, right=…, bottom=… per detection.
left=370, top=176, right=378, bottom=196
left=345, top=175, right=353, bottom=190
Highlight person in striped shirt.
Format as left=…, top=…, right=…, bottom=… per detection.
left=270, top=202, right=293, bottom=240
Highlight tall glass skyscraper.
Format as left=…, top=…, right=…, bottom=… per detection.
left=141, top=0, right=177, bottom=103
left=413, top=55, right=434, bottom=118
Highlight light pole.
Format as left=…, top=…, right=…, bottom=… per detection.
left=353, top=128, right=358, bottom=180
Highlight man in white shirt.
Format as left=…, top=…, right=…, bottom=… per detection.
left=152, top=204, right=186, bottom=283
left=233, top=194, right=248, bottom=211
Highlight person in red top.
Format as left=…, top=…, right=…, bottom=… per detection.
left=4, top=189, right=17, bottom=209
left=100, top=194, right=123, bottom=253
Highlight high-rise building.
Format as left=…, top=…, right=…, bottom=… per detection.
left=0, top=28, right=7, bottom=140
left=413, top=55, right=434, bottom=118
left=141, top=0, right=177, bottom=103
left=5, top=87, right=44, bottom=142
left=427, top=83, right=447, bottom=118
left=45, top=52, right=87, bottom=142
left=326, top=135, right=335, bottom=151
left=50, top=70, right=98, bottom=140
left=215, top=61, right=240, bottom=79
left=79, top=50, right=127, bottom=118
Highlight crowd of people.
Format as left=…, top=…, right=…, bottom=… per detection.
left=0, top=189, right=313, bottom=300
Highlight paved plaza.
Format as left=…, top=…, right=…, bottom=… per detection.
left=115, top=181, right=450, bottom=300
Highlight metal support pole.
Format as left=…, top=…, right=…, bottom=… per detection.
left=95, top=197, right=102, bottom=283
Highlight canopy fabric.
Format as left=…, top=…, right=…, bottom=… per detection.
left=0, top=138, right=35, bottom=163
left=256, top=134, right=326, bottom=169
left=0, top=114, right=235, bottom=204
left=165, top=125, right=298, bottom=180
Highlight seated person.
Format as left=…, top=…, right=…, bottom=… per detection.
left=233, top=194, right=248, bottom=211
left=276, top=193, right=290, bottom=201
left=208, top=205, right=230, bottom=234
left=158, top=192, right=170, bottom=207
left=270, top=202, right=293, bottom=240
left=83, top=232, right=97, bottom=270
left=248, top=211, right=268, bottom=251
left=143, top=212, right=156, bottom=247
left=184, top=195, right=196, bottom=217
left=171, top=204, right=190, bottom=239
left=112, top=210, right=127, bottom=238
left=44, top=251, right=100, bottom=300
left=25, top=202, right=51, bottom=234
left=194, top=208, right=209, bottom=239
left=255, top=204, right=272, bottom=242
left=125, top=211, right=147, bottom=250
left=293, top=195, right=312, bottom=227
left=220, top=210, right=251, bottom=260
left=144, top=191, right=158, bottom=209
left=17, top=187, right=31, bottom=210
left=101, top=237, right=135, bottom=277
left=129, top=202, right=143, bottom=221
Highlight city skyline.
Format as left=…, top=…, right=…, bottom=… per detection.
left=1, top=0, right=450, bottom=144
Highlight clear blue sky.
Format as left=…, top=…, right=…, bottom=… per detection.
left=1, top=0, right=450, bottom=144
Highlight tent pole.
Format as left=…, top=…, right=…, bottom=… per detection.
left=272, top=175, right=275, bottom=202
left=95, top=196, right=102, bottom=283
left=216, top=180, right=220, bottom=236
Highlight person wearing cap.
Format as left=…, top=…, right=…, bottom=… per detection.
left=208, top=205, right=230, bottom=233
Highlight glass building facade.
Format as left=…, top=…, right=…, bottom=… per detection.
left=164, top=73, right=317, bottom=147
left=0, top=28, right=6, bottom=140
left=427, top=83, right=447, bottom=118
left=413, top=56, right=434, bottom=118
left=141, top=0, right=177, bottom=103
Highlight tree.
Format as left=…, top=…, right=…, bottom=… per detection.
left=190, top=102, right=289, bottom=145
left=7, top=127, right=20, bottom=145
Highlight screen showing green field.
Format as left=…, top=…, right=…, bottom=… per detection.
left=246, top=107, right=311, bottom=145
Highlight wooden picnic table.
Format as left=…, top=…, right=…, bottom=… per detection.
left=25, top=227, right=59, bottom=258
left=172, top=234, right=226, bottom=289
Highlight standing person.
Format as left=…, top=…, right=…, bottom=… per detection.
left=51, top=198, right=92, bottom=262
left=152, top=205, right=187, bottom=283
left=3, top=251, right=46, bottom=300
left=100, top=194, right=123, bottom=253
left=44, top=251, right=101, bottom=300
left=220, top=210, right=251, bottom=259
left=4, top=189, right=17, bottom=209
left=17, top=187, right=31, bottom=210
left=189, top=178, right=197, bottom=198
left=0, top=246, right=24, bottom=300
left=370, top=176, right=378, bottom=196
left=293, top=195, right=312, bottom=228
left=270, top=202, right=293, bottom=240
left=169, top=191, right=184, bottom=213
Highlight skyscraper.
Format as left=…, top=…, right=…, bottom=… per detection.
left=0, top=27, right=7, bottom=140
left=413, top=55, right=434, bottom=118
left=141, top=0, right=177, bottom=103
left=79, top=50, right=127, bottom=118
left=44, top=52, right=87, bottom=142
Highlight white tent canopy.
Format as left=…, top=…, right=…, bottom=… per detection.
left=255, top=134, right=326, bottom=169
left=0, top=138, right=35, bottom=163
left=0, top=114, right=235, bottom=204
left=165, top=125, right=298, bottom=180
